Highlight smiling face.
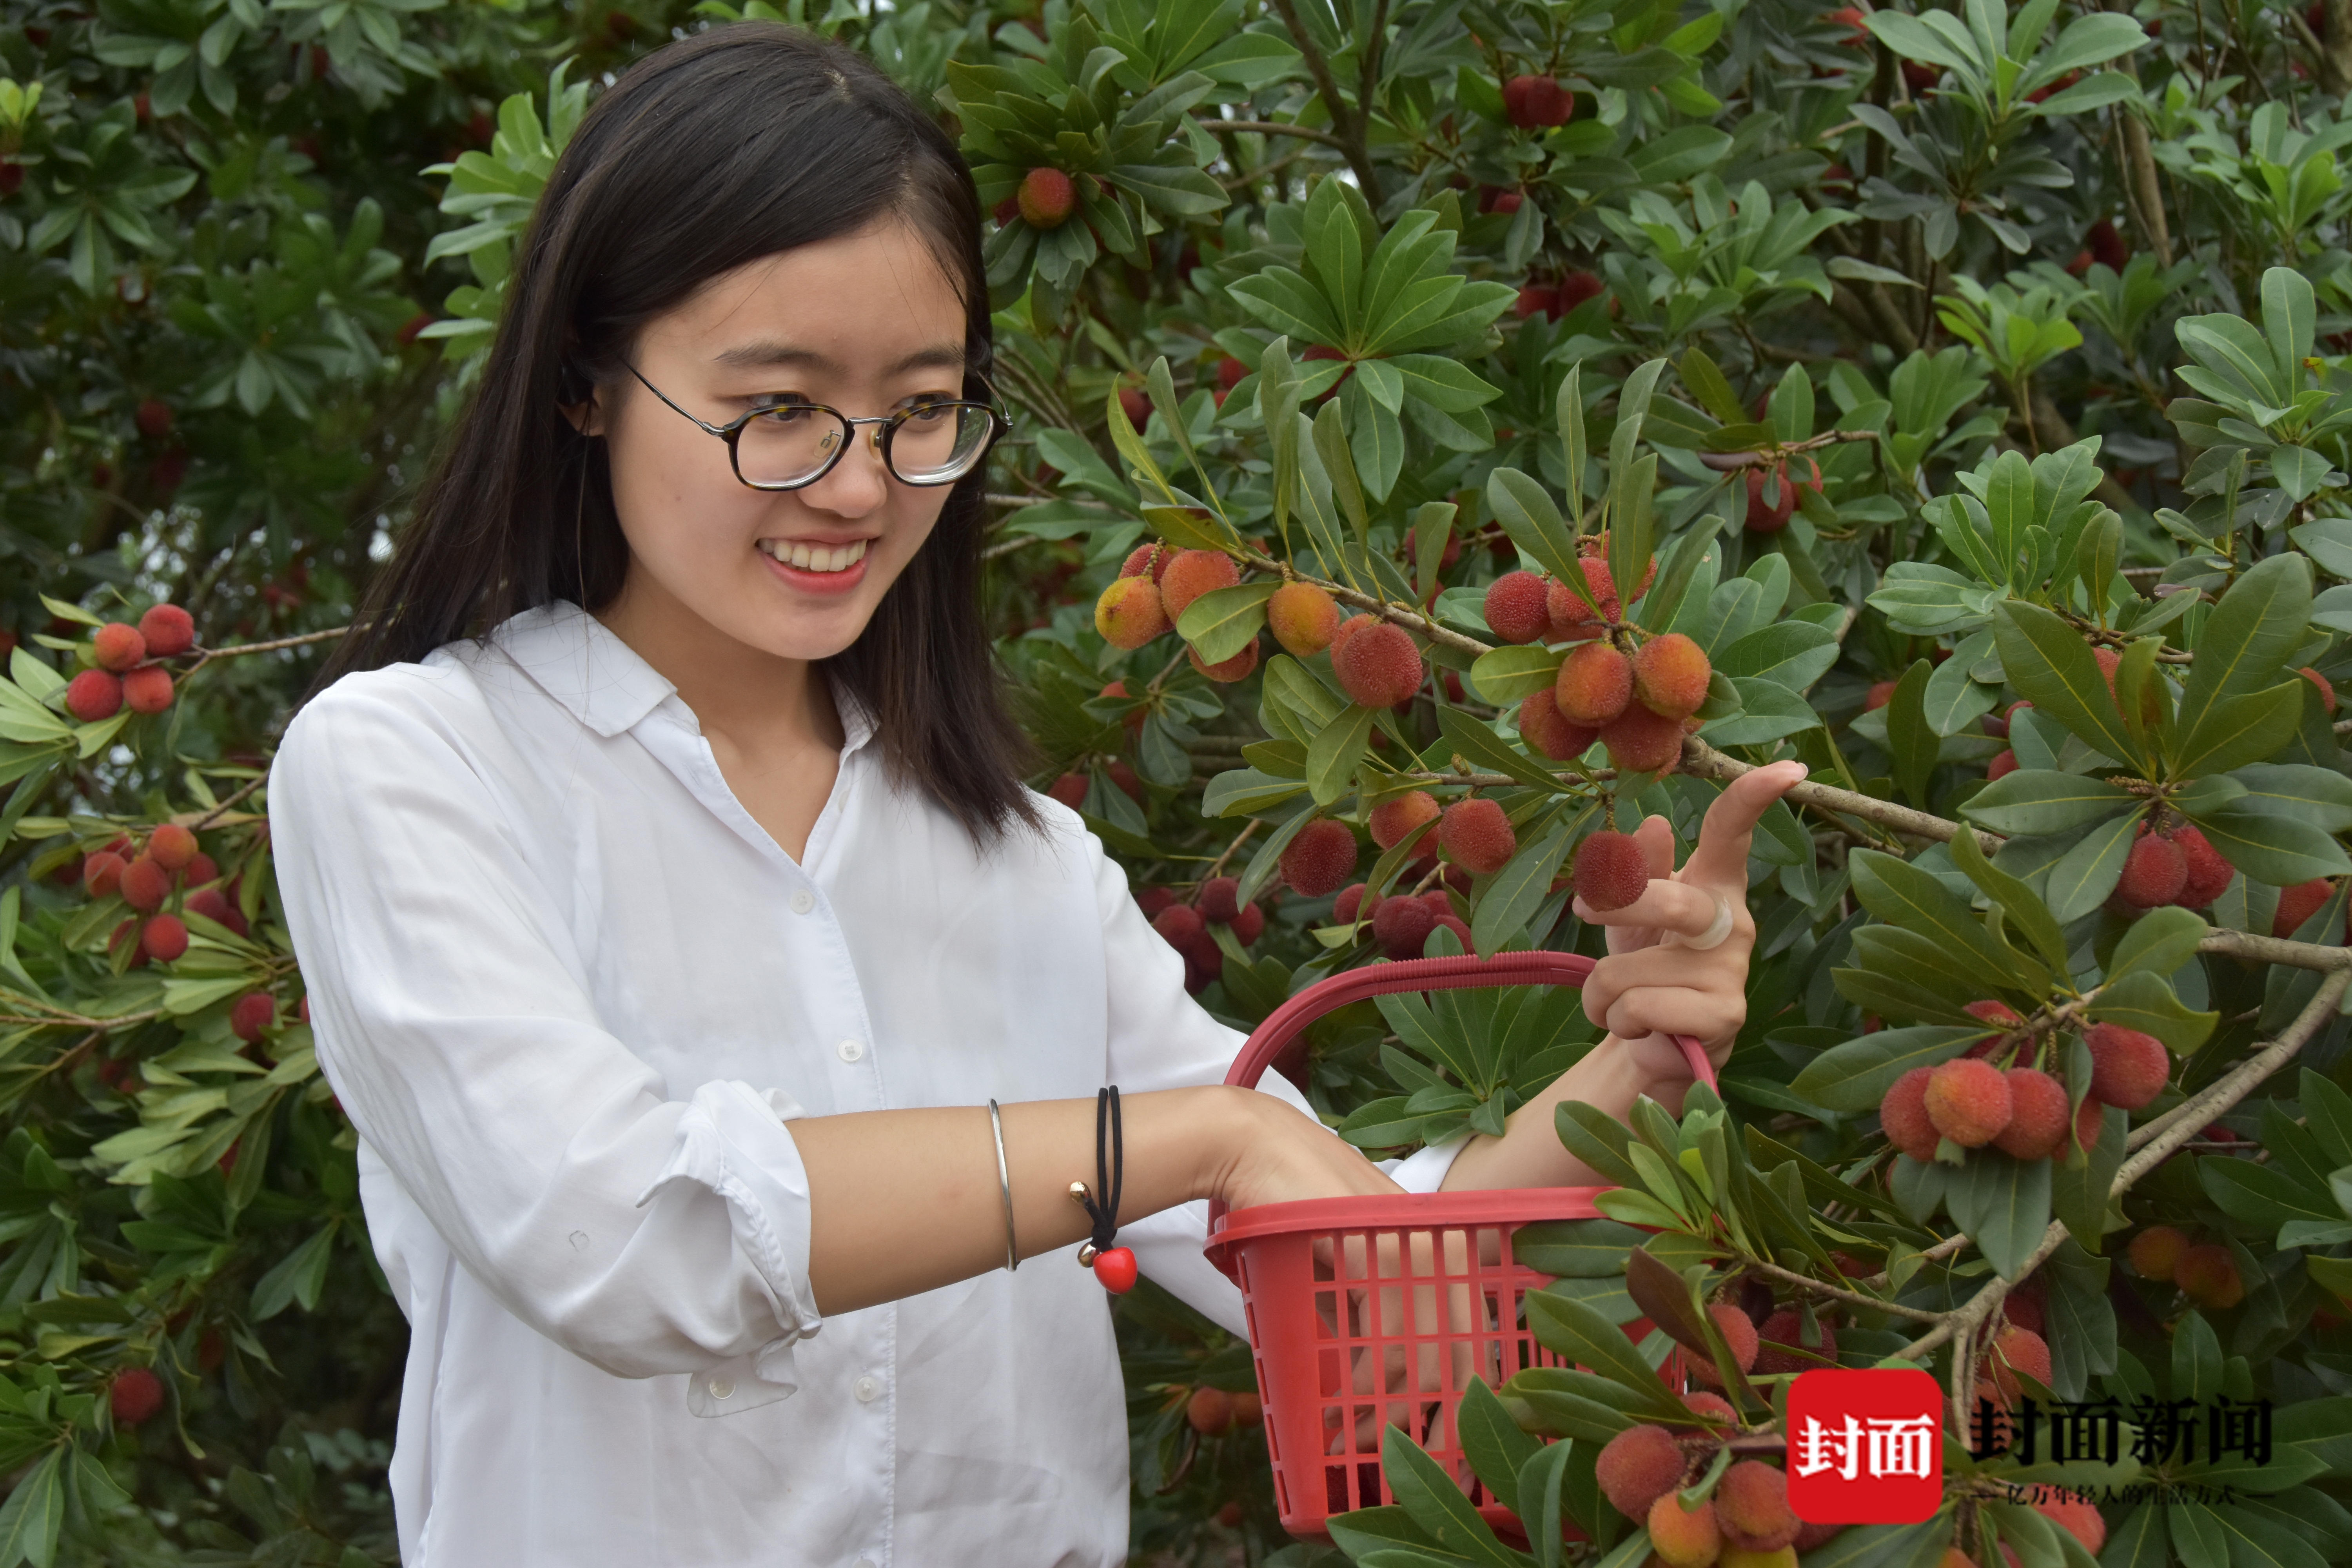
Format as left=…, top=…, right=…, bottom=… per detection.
left=588, top=216, right=974, bottom=668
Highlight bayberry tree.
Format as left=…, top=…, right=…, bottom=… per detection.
left=9, top=0, right=2352, bottom=1563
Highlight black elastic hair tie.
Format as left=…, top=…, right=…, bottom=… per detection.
left=1071, top=1087, right=1136, bottom=1293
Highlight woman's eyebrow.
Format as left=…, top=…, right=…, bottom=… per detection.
left=711, top=341, right=968, bottom=376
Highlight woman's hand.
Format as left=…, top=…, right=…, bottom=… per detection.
left=1201, top=1087, right=1407, bottom=1212
left=1576, top=759, right=1809, bottom=1091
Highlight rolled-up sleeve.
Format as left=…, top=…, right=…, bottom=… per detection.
left=1080, top=825, right=1465, bottom=1337
left=271, top=679, right=820, bottom=1415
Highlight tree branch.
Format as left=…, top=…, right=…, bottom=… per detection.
left=1258, top=0, right=1383, bottom=197
left=1199, top=118, right=1351, bottom=151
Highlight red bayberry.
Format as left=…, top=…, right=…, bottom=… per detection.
left=1018, top=167, right=1076, bottom=229
left=66, top=669, right=124, bottom=722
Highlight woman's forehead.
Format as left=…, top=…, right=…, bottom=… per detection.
left=660, top=219, right=967, bottom=370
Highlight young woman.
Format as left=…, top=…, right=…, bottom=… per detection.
left=270, top=23, right=1806, bottom=1565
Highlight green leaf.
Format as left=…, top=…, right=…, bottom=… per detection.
left=2176, top=553, right=2315, bottom=758
left=1512, top=1218, right=1651, bottom=1277
left=1847, top=849, right=2030, bottom=982
left=1380, top=1425, right=1527, bottom=1566
left=1990, top=601, right=2142, bottom=767
left=1947, top=818, right=2060, bottom=973
left=1788, top=1026, right=1983, bottom=1111
left=0, top=1448, right=64, bottom=1568
left=1174, top=579, right=1278, bottom=663
left=1677, top=347, right=1746, bottom=426
left=250, top=1222, right=336, bottom=1319
left=1885, top=659, right=1938, bottom=807
left=1457, top=1378, right=1543, bottom=1508
left=1306, top=705, right=1375, bottom=805
left=1471, top=646, right=1567, bottom=705
left=1964, top=771, right=2137, bottom=836
left=1523, top=1290, right=1688, bottom=1420
left=1487, top=467, right=1579, bottom=585
left=2044, top=809, right=2143, bottom=922
left=2085, top=970, right=2217, bottom=1053
left=1947, top=1150, right=2053, bottom=1280
left=2188, top=801, right=2352, bottom=885
left=2226, top=763, right=2352, bottom=831
left=1473, top=816, right=1575, bottom=957
left=2109, top=905, right=2209, bottom=980
left=2172, top=684, right=2306, bottom=780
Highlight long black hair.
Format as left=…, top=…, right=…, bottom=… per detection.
left=321, top=22, right=1039, bottom=842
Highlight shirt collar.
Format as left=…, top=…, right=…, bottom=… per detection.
left=487, top=601, right=878, bottom=757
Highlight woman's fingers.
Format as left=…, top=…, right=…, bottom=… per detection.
left=1584, top=941, right=1741, bottom=1022
left=1597, top=984, right=1745, bottom=1048
left=1680, top=761, right=1809, bottom=892
left=1575, top=876, right=1730, bottom=939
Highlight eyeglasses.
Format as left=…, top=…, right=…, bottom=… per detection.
left=623, top=363, right=1007, bottom=491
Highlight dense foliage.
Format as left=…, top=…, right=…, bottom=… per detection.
left=10, top=0, right=2352, bottom=1561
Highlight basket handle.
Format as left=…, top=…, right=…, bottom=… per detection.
left=1209, top=952, right=1718, bottom=1225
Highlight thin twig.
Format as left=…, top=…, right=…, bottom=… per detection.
left=1742, top=1255, right=1947, bottom=1323
left=190, top=775, right=265, bottom=830
left=1203, top=821, right=1261, bottom=881
left=1198, top=118, right=1350, bottom=150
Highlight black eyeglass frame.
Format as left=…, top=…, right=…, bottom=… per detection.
left=622, top=362, right=1009, bottom=492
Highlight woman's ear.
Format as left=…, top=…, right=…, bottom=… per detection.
left=559, top=390, right=605, bottom=438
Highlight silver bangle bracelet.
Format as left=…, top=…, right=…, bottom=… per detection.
left=987, top=1099, right=1018, bottom=1272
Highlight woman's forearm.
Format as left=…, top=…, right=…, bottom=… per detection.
left=787, top=1087, right=1233, bottom=1315
left=1437, top=1036, right=1691, bottom=1192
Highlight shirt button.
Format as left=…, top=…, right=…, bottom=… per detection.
left=708, top=1377, right=734, bottom=1400
left=853, top=1374, right=881, bottom=1403
left=838, top=1039, right=865, bottom=1063
left=790, top=889, right=816, bottom=915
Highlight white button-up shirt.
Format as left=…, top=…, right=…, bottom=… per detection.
left=269, top=604, right=1459, bottom=1567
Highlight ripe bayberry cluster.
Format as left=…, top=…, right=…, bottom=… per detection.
left=1484, top=537, right=1712, bottom=777
left=2125, top=1223, right=2245, bottom=1309
left=1141, top=876, right=1265, bottom=993
left=1095, top=543, right=1347, bottom=686
left=1879, top=1012, right=2169, bottom=1169
left=63, top=603, right=196, bottom=722
left=1276, top=782, right=1522, bottom=931
left=1328, top=877, right=1471, bottom=959
left=1182, top=1383, right=1264, bottom=1436
left=82, top=820, right=246, bottom=967
left=1594, top=1404, right=1829, bottom=1568
left=1726, top=454, right=1820, bottom=534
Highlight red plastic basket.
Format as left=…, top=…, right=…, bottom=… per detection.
left=1203, top=951, right=1716, bottom=1543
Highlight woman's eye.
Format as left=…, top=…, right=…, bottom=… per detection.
left=899, top=397, right=960, bottom=423
left=749, top=398, right=817, bottom=423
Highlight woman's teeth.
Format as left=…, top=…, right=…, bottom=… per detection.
left=762, top=538, right=868, bottom=572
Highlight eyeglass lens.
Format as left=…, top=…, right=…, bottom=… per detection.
left=735, top=404, right=993, bottom=488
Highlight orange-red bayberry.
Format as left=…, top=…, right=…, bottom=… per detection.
left=141, top=914, right=189, bottom=963
left=1994, top=1069, right=2071, bottom=1160
left=147, top=822, right=196, bottom=871
left=1372, top=893, right=1437, bottom=958
left=1048, top=773, right=1087, bottom=809
left=2172, top=826, right=2232, bottom=908
left=1681, top=1390, right=1740, bottom=1426
left=1687, top=1303, right=1760, bottom=1387
left=1573, top=830, right=1650, bottom=912
left=1369, top=789, right=1441, bottom=850
left=1987, top=749, right=2020, bottom=780
left=1267, top=582, right=1341, bottom=657
left=1880, top=1067, right=1941, bottom=1161
left=1502, top=74, right=1573, bottom=127
left=93, top=622, right=146, bottom=671
left=2111, top=832, right=2186, bottom=910
left=1187, top=641, right=1258, bottom=683
left=2300, top=666, right=2337, bottom=714
left=1333, top=619, right=1424, bottom=708
left=66, top=669, right=124, bottom=722
left=1964, top=999, right=2022, bottom=1029
left=111, top=1367, right=165, bottom=1426
left=1596, top=1423, right=1687, bottom=1517
left=1519, top=690, right=1599, bottom=760
left=138, top=603, right=195, bottom=657
left=2092, top=645, right=2121, bottom=695
left=123, top=665, right=174, bottom=715
left=1120, top=543, right=1171, bottom=583
left=120, top=857, right=171, bottom=913
left=1438, top=798, right=1516, bottom=875
left=84, top=851, right=128, bottom=897
left=1633, top=633, right=1711, bottom=719
left=185, top=887, right=247, bottom=937
left=1987, top=1325, right=2051, bottom=1402
left=1864, top=679, right=1896, bottom=711
left=1754, top=1309, right=1838, bottom=1376
left=1484, top=570, right=1551, bottom=644
left=2073, top=1094, right=2105, bottom=1153
left=2085, top=1022, right=2169, bottom=1110
left=1558, top=270, right=1605, bottom=311
left=1160, top=549, right=1240, bottom=622
left=2127, top=1225, right=2188, bottom=1282
left=1924, top=1057, right=2012, bottom=1147
left=1280, top=819, right=1359, bottom=897
left=1556, top=641, right=1633, bottom=725
left=1746, top=464, right=1797, bottom=532
left=1600, top=702, right=1684, bottom=774
left=2175, top=1243, right=2244, bottom=1309
left=1717, top=1461, right=1800, bottom=1552
left=230, top=993, right=275, bottom=1043
left=1198, top=877, right=1241, bottom=924
left=1018, top=167, right=1075, bottom=228
left=1333, top=884, right=1372, bottom=924
left=1095, top=576, right=1169, bottom=649
left=2274, top=878, right=2334, bottom=937
left=1546, top=559, right=1618, bottom=641
left=1187, top=1385, right=1235, bottom=1435
left=1154, top=905, right=1206, bottom=948
left=1650, top=1495, right=1723, bottom=1568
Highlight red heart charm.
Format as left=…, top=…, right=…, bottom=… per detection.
left=1091, top=1246, right=1137, bottom=1293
